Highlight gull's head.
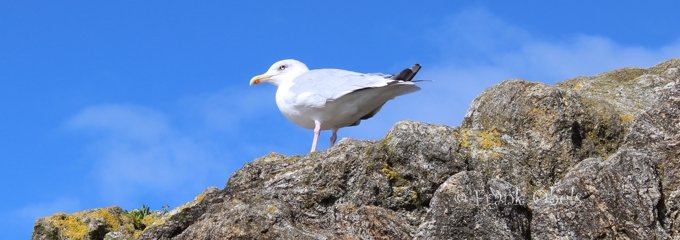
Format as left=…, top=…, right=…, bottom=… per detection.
left=250, top=59, right=309, bottom=86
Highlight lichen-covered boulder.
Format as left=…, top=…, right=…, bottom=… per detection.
left=32, top=188, right=216, bottom=240
left=33, top=207, right=140, bottom=240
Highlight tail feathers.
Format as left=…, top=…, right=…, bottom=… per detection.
left=391, top=64, right=422, bottom=81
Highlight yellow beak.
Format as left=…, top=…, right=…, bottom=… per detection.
left=249, top=74, right=272, bottom=86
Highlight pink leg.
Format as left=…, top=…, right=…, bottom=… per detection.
left=310, top=120, right=321, bottom=152
left=330, top=128, right=338, bottom=146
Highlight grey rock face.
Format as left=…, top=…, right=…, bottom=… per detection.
left=34, top=59, right=680, bottom=240
left=531, top=69, right=680, bottom=239
left=140, top=121, right=468, bottom=239
left=414, top=171, right=530, bottom=239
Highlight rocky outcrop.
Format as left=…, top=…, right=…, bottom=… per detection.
left=32, top=206, right=153, bottom=240
left=34, top=59, right=680, bottom=239
left=531, top=75, right=680, bottom=239
left=138, top=121, right=467, bottom=239
left=32, top=188, right=217, bottom=240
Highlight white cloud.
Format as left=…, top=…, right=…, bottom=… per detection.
left=69, top=104, right=172, bottom=143
left=494, top=35, right=680, bottom=82
left=67, top=104, right=229, bottom=204
left=370, top=6, right=680, bottom=130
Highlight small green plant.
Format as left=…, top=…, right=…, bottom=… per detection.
left=129, top=204, right=152, bottom=229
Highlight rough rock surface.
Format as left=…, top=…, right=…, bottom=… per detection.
left=531, top=73, right=680, bottom=239
left=33, top=59, right=680, bottom=239
left=413, top=171, right=530, bottom=239
left=32, top=206, right=152, bottom=240
left=140, top=121, right=467, bottom=239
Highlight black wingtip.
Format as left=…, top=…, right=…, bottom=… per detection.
left=391, top=64, right=422, bottom=81
left=408, top=64, right=421, bottom=81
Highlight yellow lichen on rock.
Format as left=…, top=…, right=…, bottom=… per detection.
left=140, top=214, right=162, bottom=229
left=380, top=163, right=399, bottom=180
left=410, top=191, right=419, bottom=203
left=131, top=212, right=164, bottom=239
left=459, top=129, right=471, bottom=148
left=89, top=208, right=123, bottom=232
left=620, top=113, right=635, bottom=125
left=456, top=128, right=504, bottom=160
left=478, top=128, right=502, bottom=150
left=573, top=82, right=584, bottom=90
left=33, top=206, right=170, bottom=239
left=52, top=213, right=88, bottom=240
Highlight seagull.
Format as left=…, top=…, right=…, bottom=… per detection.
left=250, top=59, right=421, bottom=152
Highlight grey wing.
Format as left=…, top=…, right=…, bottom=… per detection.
left=288, top=69, right=397, bottom=101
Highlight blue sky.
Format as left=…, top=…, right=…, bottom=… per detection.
left=1, top=1, right=679, bottom=238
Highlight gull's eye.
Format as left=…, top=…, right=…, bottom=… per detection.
left=278, top=65, right=287, bottom=71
